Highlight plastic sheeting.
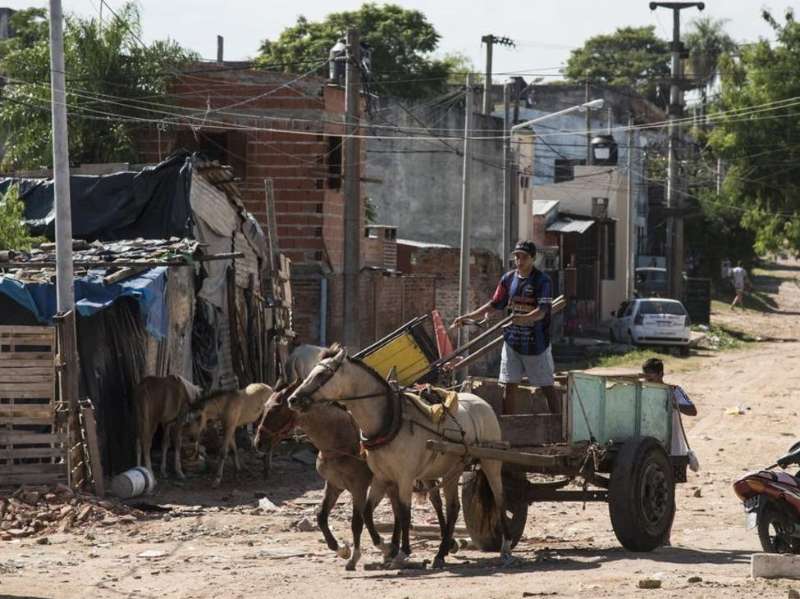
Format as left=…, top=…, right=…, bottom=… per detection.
left=0, top=153, right=193, bottom=241
left=0, top=267, right=168, bottom=339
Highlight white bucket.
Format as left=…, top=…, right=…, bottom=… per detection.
left=111, top=466, right=156, bottom=498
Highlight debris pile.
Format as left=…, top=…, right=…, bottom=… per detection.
left=0, top=484, right=144, bottom=540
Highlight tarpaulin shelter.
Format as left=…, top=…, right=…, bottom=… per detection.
left=0, top=154, right=292, bottom=479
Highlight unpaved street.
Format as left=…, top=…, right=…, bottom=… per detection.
left=2, top=261, right=800, bottom=599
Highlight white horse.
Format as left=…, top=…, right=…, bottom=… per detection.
left=287, top=345, right=512, bottom=568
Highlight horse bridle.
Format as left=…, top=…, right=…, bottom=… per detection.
left=291, top=355, right=388, bottom=410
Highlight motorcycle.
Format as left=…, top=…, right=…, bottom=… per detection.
left=733, top=441, right=800, bottom=553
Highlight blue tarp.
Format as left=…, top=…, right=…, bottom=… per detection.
left=0, top=267, right=168, bottom=339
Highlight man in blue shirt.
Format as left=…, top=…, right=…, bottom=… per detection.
left=453, top=240, right=558, bottom=415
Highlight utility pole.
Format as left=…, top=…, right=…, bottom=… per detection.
left=626, top=114, right=635, bottom=299
left=650, top=1, right=704, bottom=299
left=458, top=74, right=475, bottom=354
left=481, top=35, right=514, bottom=114
left=342, top=29, right=362, bottom=350
left=585, top=78, right=592, bottom=165
left=502, top=82, right=511, bottom=263
left=217, top=35, right=224, bottom=63
left=49, top=0, right=80, bottom=484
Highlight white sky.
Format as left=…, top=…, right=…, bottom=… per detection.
left=4, top=0, right=794, bottom=78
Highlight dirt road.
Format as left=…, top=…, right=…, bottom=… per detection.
left=2, top=261, right=800, bottom=599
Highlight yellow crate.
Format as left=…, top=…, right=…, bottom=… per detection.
left=361, top=331, right=432, bottom=385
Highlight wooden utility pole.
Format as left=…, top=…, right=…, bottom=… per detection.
left=481, top=35, right=514, bottom=114
left=458, top=74, right=475, bottom=355
left=342, top=29, right=362, bottom=350
left=585, top=78, right=592, bottom=165
left=626, top=114, right=635, bottom=298
left=650, top=1, right=704, bottom=299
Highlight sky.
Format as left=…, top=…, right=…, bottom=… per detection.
left=4, top=0, right=796, bottom=78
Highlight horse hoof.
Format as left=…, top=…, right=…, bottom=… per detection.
left=336, top=544, right=352, bottom=560
left=379, top=542, right=395, bottom=560
left=449, top=539, right=459, bottom=554
left=433, top=556, right=446, bottom=569
left=345, top=561, right=356, bottom=572
left=211, top=479, right=221, bottom=489
left=390, top=550, right=408, bottom=569
left=176, top=472, right=186, bottom=481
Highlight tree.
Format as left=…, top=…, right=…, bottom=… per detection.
left=684, top=17, right=737, bottom=85
left=563, top=26, right=670, bottom=105
left=0, top=185, right=42, bottom=251
left=707, top=9, right=800, bottom=255
left=0, top=5, right=196, bottom=170
left=257, top=3, right=454, bottom=99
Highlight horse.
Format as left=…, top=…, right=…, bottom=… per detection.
left=254, top=345, right=455, bottom=571
left=287, top=345, right=512, bottom=569
left=184, top=383, right=273, bottom=487
left=133, top=374, right=202, bottom=480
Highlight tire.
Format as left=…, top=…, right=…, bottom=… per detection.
left=679, top=345, right=690, bottom=357
left=757, top=501, right=800, bottom=554
left=608, top=437, right=675, bottom=552
left=461, top=469, right=528, bottom=551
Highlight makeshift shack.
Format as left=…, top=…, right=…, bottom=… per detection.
left=0, top=153, right=292, bottom=486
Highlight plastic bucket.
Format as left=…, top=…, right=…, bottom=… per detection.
left=111, top=466, right=156, bottom=498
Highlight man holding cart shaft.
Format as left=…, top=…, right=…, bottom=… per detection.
left=452, top=240, right=559, bottom=415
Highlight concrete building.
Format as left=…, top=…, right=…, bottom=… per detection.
left=366, top=95, right=507, bottom=257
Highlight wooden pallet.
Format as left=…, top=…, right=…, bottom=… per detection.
left=0, top=325, right=67, bottom=486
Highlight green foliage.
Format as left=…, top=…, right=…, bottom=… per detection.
left=257, top=3, right=453, bottom=99
left=707, top=8, right=800, bottom=256
left=0, top=185, right=40, bottom=251
left=684, top=17, right=737, bottom=83
left=0, top=4, right=197, bottom=170
left=563, top=26, right=670, bottom=105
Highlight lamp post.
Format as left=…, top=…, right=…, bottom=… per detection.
left=504, top=98, right=605, bottom=254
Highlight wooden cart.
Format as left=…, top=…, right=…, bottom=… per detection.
left=428, top=371, right=687, bottom=553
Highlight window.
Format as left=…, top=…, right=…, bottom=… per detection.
left=327, top=136, right=342, bottom=190
left=554, top=158, right=586, bottom=183
left=638, top=300, right=687, bottom=316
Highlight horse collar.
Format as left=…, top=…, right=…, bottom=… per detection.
left=360, top=385, right=403, bottom=451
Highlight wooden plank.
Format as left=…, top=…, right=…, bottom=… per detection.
left=0, top=416, right=53, bottom=425
left=426, top=439, right=559, bottom=468
left=0, top=405, right=53, bottom=418
left=0, top=366, right=56, bottom=378
left=0, top=472, right=67, bottom=485
left=0, top=354, right=55, bottom=363
left=499, top=414, right=564, bottom=447
left=0, top=463, right=67, bottom=475
left=0, top=432, right=65, bottom=445
left=0, top=382, right=53, bottom=393
left=80, top=405, right=105, bottom=498
left=0, top=447, right=66, bottom=459
left=0, top=325, right=55, bottom=336
left=0, top=334, right=56, bottom=345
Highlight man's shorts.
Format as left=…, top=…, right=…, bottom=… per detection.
left=499, top=343, right=554, bottom=387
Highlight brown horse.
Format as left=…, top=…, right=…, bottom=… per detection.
left=287, top=346, right=512, bottom=569
left=255, top=345, right=456, bottom=571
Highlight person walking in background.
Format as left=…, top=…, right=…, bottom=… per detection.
left=730, top=261, right=749, bottom=310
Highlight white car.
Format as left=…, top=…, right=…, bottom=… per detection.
left=610, top=298, right=691, bottom=351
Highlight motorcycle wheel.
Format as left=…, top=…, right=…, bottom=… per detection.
left=757, top=502, right=800, bottom=553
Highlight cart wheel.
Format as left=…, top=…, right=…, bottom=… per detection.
left=461, top=469, right=528, bottom=551
left=608, top=436, right=675, bottom=552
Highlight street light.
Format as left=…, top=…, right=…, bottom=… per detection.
left=510, top=98, right=605, bottom=134
left=503, top=98, right=606, bottom=258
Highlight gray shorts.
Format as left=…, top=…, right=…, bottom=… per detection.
left=499, top=343, right=554, bottom=387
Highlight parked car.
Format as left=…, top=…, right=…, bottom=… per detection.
left=634, top=267, right=668, bottom=297
left=609, top=298, right=691, bottom=353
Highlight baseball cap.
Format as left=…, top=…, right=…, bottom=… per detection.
left=512, top=240, right=537, bottom=257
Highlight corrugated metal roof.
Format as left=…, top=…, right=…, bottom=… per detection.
left=546, top=219, right=595, bottom=234
left=396, top=238, right=453, bottom=249
left=533, top=199, right=559, bottom=216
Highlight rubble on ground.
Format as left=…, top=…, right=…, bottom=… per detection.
left=0, top=484, right=144, bottom=540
